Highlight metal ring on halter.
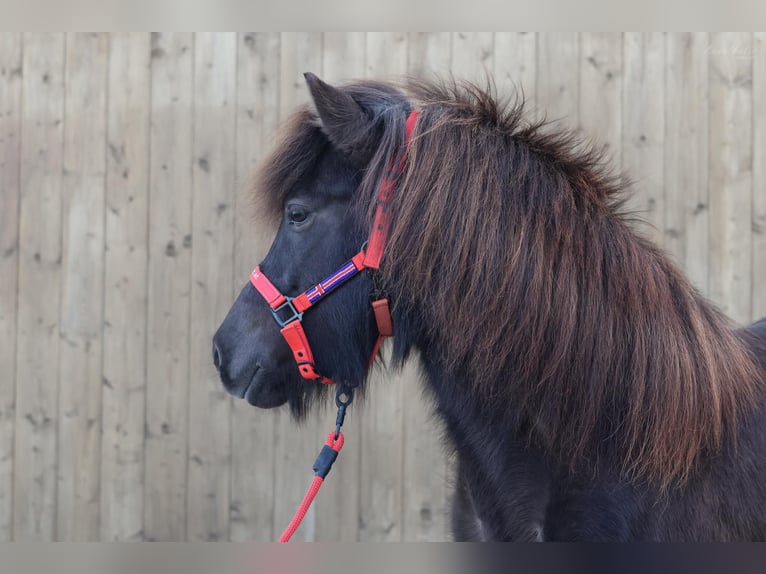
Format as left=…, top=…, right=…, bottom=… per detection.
left=335, top=386, right=354, bottom=408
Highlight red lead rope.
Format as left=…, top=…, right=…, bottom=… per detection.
left=279, top=431, right=345, bottom=542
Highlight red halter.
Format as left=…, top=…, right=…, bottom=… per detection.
left=249, top=110, right=419, bottom=386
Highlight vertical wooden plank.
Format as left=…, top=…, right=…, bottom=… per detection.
left=323, top=33, right=366, bottom=81
left=13, top=32, right=65, bottom=541
left=665, top=33, right=710, bottom=295
left=753, top=33, right=766, bottom=321
left=144, top=32, right=194, bottom=541
left=57, top=32, right=108, bottom=542
left=0, top=32, right=22, bottom=542
left=451, top=32, right=494, bottom=83
left=403, top=32, right=452, bottom=543
left=709, top=33, right=753, bottom=325
left=187, top=32, right=236, bottom=542
left=494, top=32, right=537, bottom=103
left=313, top=32, right=366, bottom=543
left=408, top=33, right=452, bottom=78
left=229, top=32, right=281, bottom=543
left=272, top=31, right=323, bottom=542
left=536, top=33, right=579, bottom=126
left=358, top=32, right=409, bottom=543
left=100, top=32, right=151, bottom=541
left=579, top=33, right=623, bottom=162
left=322, top=32, right=365, bottom=82
left=622, top=33, right=666, bottom=243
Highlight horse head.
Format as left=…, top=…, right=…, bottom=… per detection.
left=212, top=74, right=412, bottom=416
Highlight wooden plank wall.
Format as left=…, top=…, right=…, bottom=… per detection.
left=1, top=32, right=764, bottom=541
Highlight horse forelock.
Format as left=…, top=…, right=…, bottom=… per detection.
left=251, top=107, right=324, bottom=227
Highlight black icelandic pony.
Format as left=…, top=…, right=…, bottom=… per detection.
left=213, top=73, right=766, bottom=541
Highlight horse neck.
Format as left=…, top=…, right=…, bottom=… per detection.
left=390, top=207, right=763, bottom=486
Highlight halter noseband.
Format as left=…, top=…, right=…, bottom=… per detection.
left=249, top=110, right=419, bottom=386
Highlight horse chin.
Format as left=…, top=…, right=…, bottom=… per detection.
left=243, top=369, right=289, bottom=409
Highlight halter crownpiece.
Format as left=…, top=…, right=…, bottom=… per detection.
left=249, top=109, right=419, bottom=386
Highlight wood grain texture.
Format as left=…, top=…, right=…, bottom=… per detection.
left=753, top=32, right=766, bottom=321
left=622, top=33, right=665, bottom=243
left=451, top=32, right=494, bottom=83
left=144, top=32, right=194, bottom=540
left=186, top=32, right=237, bottom=542
left=100, top=32, right=151, bottom=541
left=408, top=32, right=452, bottom=78
left=494, top=32, right=536, bottom=103
left=13, top=32, right=65, bottom=541
left=0, top=32, right=22, bottom=542
left=579, top=33, right=623, bottom=163
left=537, top=33, right=580, bottom=126
left=665, top=33, right=711, bottom=295
left=229, top=31, right=281, bottom=543
left=709, top=32, right=754, bottom=325
left=57, top=31, right=108, bottom=542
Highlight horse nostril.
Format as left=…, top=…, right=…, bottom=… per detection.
left=213, top=341, right=223, bottom=372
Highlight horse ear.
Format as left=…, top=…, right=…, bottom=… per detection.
left=304, top=72, right=375, bottom=164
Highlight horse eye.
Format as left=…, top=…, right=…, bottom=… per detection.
left=287, top=206, right=310, bottom=225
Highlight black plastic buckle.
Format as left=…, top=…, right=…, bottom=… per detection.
left=370, top=271, right=386, bottom=302
left=271, top=297, right=303, bottom=328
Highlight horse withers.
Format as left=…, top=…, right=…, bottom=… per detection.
left=213, top=73, right=766, bottom=541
